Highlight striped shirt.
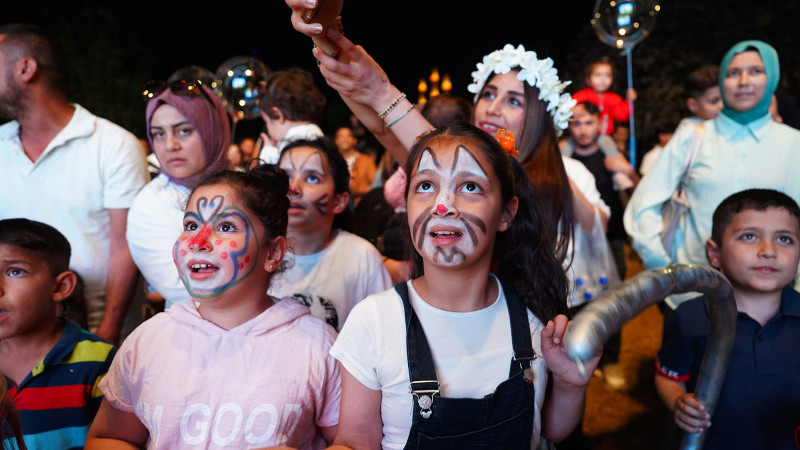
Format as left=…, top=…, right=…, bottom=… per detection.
left=6, top=320, right=116, bottom=450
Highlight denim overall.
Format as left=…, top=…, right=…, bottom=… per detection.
left=396, top=279, right=537, bottom=450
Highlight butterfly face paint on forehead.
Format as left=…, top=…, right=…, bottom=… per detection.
left=408, top=142, right=496, bottom=267
left=173, top=190, right=260, bottom=299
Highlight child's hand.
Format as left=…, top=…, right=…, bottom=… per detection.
left=541, top=314, right=602, bottom=390
left=626, top=88, right=638, bottom=102
left=672, top=393, right=711, bottom=433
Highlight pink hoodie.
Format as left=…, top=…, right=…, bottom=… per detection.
left=100, top=299, right=340, bottom=449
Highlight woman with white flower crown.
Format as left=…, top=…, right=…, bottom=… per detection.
left=285, top=1, right=609, bottom=298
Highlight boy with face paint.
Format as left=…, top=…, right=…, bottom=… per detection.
left=624, top=39, right=800, bottom=311
left=269, top=137, right=391, bottom=331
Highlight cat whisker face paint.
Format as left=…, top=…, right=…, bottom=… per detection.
left=279, top=145, right=339, bottom=232
left=174, top=184, right=261, bottom=299
left=407, top=140, right=504, bottom=268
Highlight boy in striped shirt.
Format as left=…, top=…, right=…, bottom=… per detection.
left=0, top=218, right=116, bottom=449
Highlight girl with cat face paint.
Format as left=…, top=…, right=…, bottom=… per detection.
left=328, top=123, right=601, bottom=450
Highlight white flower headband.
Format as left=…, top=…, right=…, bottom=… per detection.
left=467, top=44, right=576, bottom=133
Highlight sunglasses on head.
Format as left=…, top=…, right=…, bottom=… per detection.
left=142, top=79, right=212, bottom=103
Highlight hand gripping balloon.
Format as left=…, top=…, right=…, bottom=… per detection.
left=564, top=264, right=736, bottom=450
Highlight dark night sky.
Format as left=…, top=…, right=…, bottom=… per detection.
left=5, top=1, right=598, bottom=100
left=6, top=1, right=799, bottom=141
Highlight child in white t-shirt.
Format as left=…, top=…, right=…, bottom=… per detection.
left=329, top=123, right=600, bottom=449
left=270, top=137, right=391, bottom=330
left=87, top=164, right=340, bottom=449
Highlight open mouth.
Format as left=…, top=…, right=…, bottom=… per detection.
left=431, top=230, right=462, bottom=238
left=191, top=263, right=218, bottom=273
left=479, top=122, right=502, bottom=133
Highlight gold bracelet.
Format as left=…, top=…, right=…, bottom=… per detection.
left=385, top=103, right=416, bottom=129
left=378, top=93, right=406, bottom=119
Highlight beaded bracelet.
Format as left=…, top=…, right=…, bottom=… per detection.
left=385, top=103, right=416, bottom=129
left=378, top=93, right=407, bottom=119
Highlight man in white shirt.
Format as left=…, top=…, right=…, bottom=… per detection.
left=0, top=23, right=147, bottom=344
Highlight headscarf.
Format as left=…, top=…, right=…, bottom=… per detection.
left=145, top=84, right=231, bottom=188
left=719, top=40, right=780, bottom=124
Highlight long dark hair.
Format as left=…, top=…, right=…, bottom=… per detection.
left=404, top=122, right=569, bottom=321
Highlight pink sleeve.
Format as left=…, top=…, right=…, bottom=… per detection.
left=315, top=329, right=342, bottom=428
left=97, top=331, right=140, bottom=412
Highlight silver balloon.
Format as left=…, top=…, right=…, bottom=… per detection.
left=167, top=65, right=217, bottom=86
left=591, top=0, right=659, bottom=50
left=214, top=56, right=269, bottom=120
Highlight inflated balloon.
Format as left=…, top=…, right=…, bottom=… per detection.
left=167, top=65, right=217, bottom=86
left=590, top=0, right=659, bottom=168
left=215, top=56, right=269, bottom=120
left=591, top=0, right=659, bottom=50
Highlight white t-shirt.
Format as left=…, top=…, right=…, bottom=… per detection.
left=330, top=276, right=548, bottom=450
left=268, top=229, right=392, bottom=331
left=0, top=104, right=148, bottom=328
left=126, top=173, right=192, bottom=309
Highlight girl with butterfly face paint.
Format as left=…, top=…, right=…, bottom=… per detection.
left=329, top=123, right=601, bottom=450
left=88, top=165, right=341, bottom=449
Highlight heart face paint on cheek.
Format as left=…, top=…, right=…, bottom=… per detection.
left=173, top=193, right=261, bottom=299
left=409, top=144, right=495, bottom=267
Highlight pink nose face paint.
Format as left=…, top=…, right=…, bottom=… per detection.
left=436, top=204, right=448, bottom=214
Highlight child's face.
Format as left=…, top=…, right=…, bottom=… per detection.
left=406, top=138, right=514, bottom=269
left=279, top=145, right=347, bottom=235
left=706, top=207, right=800, bottom=296
left=149, top=104, right=207, bottom=180
left=588, top=63, right=613, bottom=93
left=723, top=50, right=768, bottom=113
left=174, top=184, right=263, bottom=300
left=688, top=86, right=723, bottom=120
left=473, top=70, right=527, bottom=140
left=0, top=244, right=59, bottom=340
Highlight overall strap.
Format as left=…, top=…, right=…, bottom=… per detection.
left=395, top=282, right=440, bottom=418
left=499, top=277, right=537, bottom=380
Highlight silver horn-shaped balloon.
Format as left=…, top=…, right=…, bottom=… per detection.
left=563, top=264, right=736, bottom=450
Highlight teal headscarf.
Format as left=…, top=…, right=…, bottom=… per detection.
left=719, top=40, right=780, bottom=124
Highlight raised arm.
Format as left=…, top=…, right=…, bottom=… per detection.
left=312, top=30, right=434, bottom=165
left=285, top=0, right=433, bottom=164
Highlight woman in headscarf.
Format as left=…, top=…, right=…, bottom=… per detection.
left=127, top=80, right=231, bottom=310
left=624, top=39, right=800, bottom=311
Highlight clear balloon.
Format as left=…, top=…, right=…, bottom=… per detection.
left=168, top=65, right=217, bottom=86
left=214, top=56, right=269, bottom=120
left=591, top=0, right=659, bottom=50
